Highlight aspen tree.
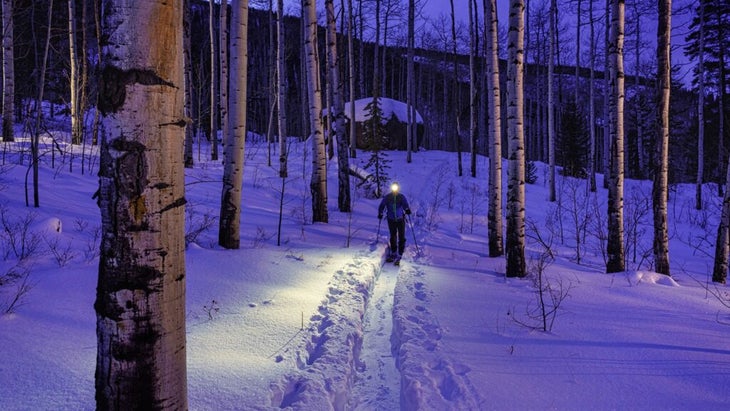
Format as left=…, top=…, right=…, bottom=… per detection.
left=606, top=0, right=626, bottom=273
left=486, top=0, right=504, bottom=257
left=326, top=0, right=351, bottom=212
left=277, top=0, right=288, bottom=176
left=652, top=0, right=671, bottom=276
left=303, top=0, right=328, bottom=223
left=95, top=1, right=187, bottom=408
left=506, top=0, right=527, bottom=278
left=219, top=0, right=249, bottom=249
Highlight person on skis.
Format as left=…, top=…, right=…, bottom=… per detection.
left=378, top=181, right=411, bottom=262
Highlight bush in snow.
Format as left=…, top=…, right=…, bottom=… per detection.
left=0, top=205, right=42, bottom=261
left=0, top=265, right=32, bottom=315
left=510, top=253, right=572, bottom=332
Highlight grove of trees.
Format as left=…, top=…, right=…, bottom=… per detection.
left=1, top=0, right=728, bottom=407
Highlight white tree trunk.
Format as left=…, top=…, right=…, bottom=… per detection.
left=95, top=1, right=187, bottom=408
left=219, top=0, right=249, bottom=249
left=69, top=0, right=82, bottom=145
left=652, top=0, right=671, bottom=276
left=606, top=0, right=625, bottom=273
left=220, top=0, right=229, bottom=166
left=506, top=0, right=526, bottom=278
left=277, top=0, right=288, bottom=177
left=2, top=0, right=14, bottom=142
left=486, top=0, right=503, bottom=257
left=304, top=0, right=328, bottom=223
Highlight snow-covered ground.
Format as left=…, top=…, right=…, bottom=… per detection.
left=1, top=137, right=729, bottom=410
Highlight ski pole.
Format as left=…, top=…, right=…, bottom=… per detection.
left=376, top=217, right=382, bottom=241
left=406, top=215, right=419, bottom=255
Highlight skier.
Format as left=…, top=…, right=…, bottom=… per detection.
left=378, top=181, right=411, bottom=263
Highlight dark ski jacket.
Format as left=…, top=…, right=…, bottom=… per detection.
left=378, top=192, right=411, bottom=221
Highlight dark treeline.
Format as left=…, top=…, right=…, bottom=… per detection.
left=2, top=0, right=722, bottom=184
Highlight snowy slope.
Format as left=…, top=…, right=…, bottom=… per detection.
left=1, top=139, right=729, bottom=410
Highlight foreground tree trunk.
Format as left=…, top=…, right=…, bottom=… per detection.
left=506, top=0, right=526, bottom=278
left=486, top=0, right=503, bottom=257
left=652, top=0, right=671, bottom=275
left=2, top=0, right=14, bottom=142
left=95, top=1, right=187, bottom=408
left=304, top=0, right=328, bottom=223
left=606, top=0, right=626, bottom=273
left=219, top=0, right=249, bottom=249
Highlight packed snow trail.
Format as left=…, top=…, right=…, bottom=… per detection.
left=392, top=261, right=482, bottom=410
left=269, top=249, right=381, bottom=410
left=349, top=258, right=401, bottom=410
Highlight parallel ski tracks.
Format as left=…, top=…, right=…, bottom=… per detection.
left=349, top=260, right=401, bottom=410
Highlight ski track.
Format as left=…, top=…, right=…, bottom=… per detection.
left=269, top=248, right=405, bottom=410
left=392, top=261, right=481, bottom=410
left=349, top=258, right=401, bottom=410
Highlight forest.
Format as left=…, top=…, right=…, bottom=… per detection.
left=2, top=0, right=722, bottom=181
left=1, top=0, right=729, bottom=409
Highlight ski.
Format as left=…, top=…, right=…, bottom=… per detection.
left=393, top=257, right=401, bottom=266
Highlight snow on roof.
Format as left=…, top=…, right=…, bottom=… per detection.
left=343, top=97, right=424, bottom=124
